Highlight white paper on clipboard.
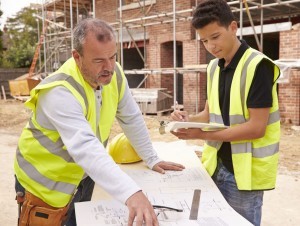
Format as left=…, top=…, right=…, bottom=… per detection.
left=163, top=121, right=228, bottom=133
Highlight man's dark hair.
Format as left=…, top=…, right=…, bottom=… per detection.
left=73, top=18, right=115, bottom=55
left=192, top=0, right=235, bottom=29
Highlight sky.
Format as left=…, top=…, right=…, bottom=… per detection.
left=0, top=0, right=40, bottom=29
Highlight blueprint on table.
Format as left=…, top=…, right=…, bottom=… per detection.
left=75, top=141, right=253, bottom=226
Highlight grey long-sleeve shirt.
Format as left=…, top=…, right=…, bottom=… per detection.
left=35, top=79, right=161, bottom=203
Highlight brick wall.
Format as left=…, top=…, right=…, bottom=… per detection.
left=144, top=0, right=196, bottom=95
left=279, top=29, right=300, bottom=125
left=95, top=0, right=117, bottom=22
left=160, top=41, right=174, bottom=97
left=182, top=39, right=207, bottom=113
left=147, top=37, right=161, bottom=88
left=278, top=70, right=300, bottom=124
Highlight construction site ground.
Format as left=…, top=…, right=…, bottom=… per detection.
left=1, top=99, right=299, bottom=225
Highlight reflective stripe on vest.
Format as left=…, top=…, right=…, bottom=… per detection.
left=101, top=64, right=123, bottom=146
left=27, top=119, right=73, bottom=162
left=16, top=147, right=76, bottom=194
left=206, top=60, right=223, bottom=152
left=39, top=73, right=89, bottom=111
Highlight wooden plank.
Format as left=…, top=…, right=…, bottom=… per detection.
left=1, top=85, right=6, bottom=100
left=9, top=78, right=40, bottom=96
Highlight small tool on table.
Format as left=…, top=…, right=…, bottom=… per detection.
left=189, top=189, right=201, bottom=220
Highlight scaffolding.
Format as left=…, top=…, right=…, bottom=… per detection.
left=32, top=0, right=300, bottom=112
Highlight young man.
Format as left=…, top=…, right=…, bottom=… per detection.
left=171, top=0, right=280, bottom=225
left=15, top=18, right=184, bottom=226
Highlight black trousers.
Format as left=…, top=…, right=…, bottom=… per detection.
left=64, top=176, right=95, bottom=226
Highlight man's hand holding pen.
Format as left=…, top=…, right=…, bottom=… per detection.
left=171, top=102, right=189, bottom=122
left=171, top=110, right=189, bottom=122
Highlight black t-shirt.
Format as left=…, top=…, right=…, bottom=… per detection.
left=217, top=40, right=275, bottom=174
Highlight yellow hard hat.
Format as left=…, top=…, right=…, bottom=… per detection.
left=109, top=133, right=142, bottom=164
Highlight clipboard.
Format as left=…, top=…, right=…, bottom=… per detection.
left=159, top=121, right=228, bottom=134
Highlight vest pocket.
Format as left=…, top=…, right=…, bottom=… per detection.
left=28, top=205, right=67, bottom=226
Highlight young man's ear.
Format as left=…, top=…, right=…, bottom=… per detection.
left=230, top=21, right=238, bottom=33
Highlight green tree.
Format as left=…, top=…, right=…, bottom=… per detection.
left=1, top=7, right=38, bottom=68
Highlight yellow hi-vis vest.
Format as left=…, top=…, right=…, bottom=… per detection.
left=14, top=58, right=126, bottom=207
left=203, top=47, right=280, bottom=190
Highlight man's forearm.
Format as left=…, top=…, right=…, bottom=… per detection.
left=189, top=110, right=209, bottom=123
left=189, top=100, right=209, bottom=123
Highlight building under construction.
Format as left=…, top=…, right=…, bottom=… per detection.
left=31, top=0, right=300, bottom=124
